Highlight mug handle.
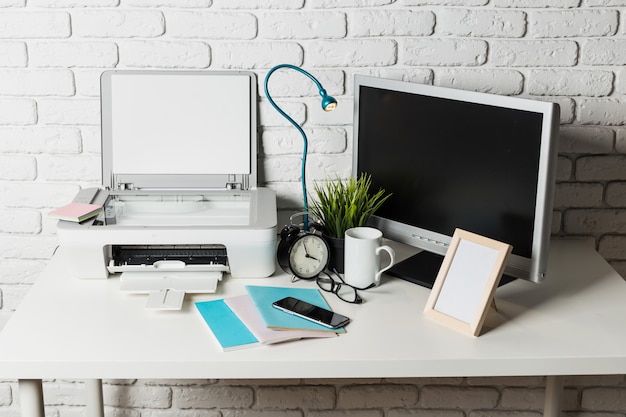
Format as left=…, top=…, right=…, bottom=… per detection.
left=374, top=245, right=396, bottom=285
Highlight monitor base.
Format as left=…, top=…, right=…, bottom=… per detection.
left=388, top=251, right=516, bottom=289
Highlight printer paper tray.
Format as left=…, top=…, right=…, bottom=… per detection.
left=119, top=271, right=222, bottom=294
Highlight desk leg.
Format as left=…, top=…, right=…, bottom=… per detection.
left=543, top=375, right=564, bottom=417
left=85, top=379, right=104, bottom=417
left=18, top=379, right=45, bottom=417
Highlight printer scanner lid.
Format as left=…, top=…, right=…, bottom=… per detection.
left=100, top=70, right=258, bottom=191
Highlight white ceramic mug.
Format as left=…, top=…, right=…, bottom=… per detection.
left=344, top=227, right=396, bottom=288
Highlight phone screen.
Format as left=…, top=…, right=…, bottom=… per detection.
left=272, top=297, right=350, bottom=329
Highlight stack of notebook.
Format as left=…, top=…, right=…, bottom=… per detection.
left=195, top=286, right=344, bottom=351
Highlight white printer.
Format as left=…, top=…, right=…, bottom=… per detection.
left=57, top=70, right=277, bottom=301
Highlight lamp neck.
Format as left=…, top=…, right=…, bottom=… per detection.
left=264, top=64, right=327, bottom=98
left=264, top=64, right=335, bottom=231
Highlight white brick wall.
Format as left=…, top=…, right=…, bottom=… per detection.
left=1, top=2, right=625, bottom=416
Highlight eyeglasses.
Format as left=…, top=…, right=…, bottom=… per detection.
left=292, top=269, right=374, bottom=304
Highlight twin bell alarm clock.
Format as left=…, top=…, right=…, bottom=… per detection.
left=277, top=213, right=330, bottom=279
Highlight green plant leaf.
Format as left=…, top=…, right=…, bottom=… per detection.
left=309, top=173, right=392, bottom=239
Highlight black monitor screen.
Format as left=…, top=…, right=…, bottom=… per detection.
left=357, top=85, right=543, bottom=258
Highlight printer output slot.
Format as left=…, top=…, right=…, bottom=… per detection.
left=108, top=244, right=229, bottom=273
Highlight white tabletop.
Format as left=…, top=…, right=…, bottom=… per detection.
left=1, top=239, right=625, bottom=380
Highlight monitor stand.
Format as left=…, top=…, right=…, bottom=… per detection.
left=387, top=251, right=516, bottom=289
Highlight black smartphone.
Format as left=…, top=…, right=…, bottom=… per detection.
left=272, top=296, right=350, bottom=329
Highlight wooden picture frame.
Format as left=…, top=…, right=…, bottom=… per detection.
left=423, top=228, right=513, bottom=337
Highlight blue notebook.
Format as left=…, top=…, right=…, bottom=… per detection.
left=245, top=285, right=345, bottom=333
left=195, top=299, right=260, bottom=351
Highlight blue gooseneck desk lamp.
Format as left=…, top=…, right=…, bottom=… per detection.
left=264, top=64, right=337, bottom=230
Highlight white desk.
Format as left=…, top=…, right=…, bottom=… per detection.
left=1, top=240, right=625, bottom=417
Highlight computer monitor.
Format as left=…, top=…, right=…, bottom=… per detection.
left=353, top=75, right=560, bottom=288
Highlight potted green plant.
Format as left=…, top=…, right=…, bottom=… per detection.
left=309, top=173, right=392, bottom=273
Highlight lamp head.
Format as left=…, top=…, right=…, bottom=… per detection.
left=322, top=95, right=337, bottom=112
left=319, top=89, right=337, bottom=112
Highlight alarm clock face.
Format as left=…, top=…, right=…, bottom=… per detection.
left=289, top=234, right=330, bottom=279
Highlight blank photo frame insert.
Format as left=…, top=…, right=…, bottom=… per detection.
left=424, top=228, right=512, bottom=337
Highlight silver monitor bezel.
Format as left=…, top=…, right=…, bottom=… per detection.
left=353, top=75, right=560, bottom=283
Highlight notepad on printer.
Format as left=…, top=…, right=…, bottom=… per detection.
left=55, top=70, right=277, bottom=309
